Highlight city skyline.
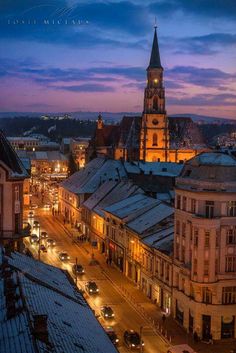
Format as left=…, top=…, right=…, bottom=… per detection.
left=0, top=0, right=236, bottom=119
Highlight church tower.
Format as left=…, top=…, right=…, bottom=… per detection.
left=140, top=26, right=169, bottom=162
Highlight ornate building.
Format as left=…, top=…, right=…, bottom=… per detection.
left=173, top=152, right=236, bottom=340
left=140, top=26, right=169, bottom=162
left=87, top=27, right=208, bottom=163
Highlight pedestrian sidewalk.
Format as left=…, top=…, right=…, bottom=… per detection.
left=59, top=219, right=236, bottom=353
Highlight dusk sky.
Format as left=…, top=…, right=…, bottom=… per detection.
left=0, top=0, right=236, bottom=118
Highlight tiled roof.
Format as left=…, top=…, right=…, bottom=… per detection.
left=104, top=194, right=158, bottom=220
left=60, top=158, right=127, bottom=194
left=0, top=249, right=118, bottom=353
left=126, top=202, right=174, bottom=235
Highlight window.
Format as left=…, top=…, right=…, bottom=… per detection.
left=181, top=246, right=185, bottom=263
left=152, top=133, right=158, bottom=146
left=193, top=259, right=197, bottom=275
left=194, top=228, right=198, bottom=247
left=205, top=201, right=214, bottom=218
left=222, top=287, right=236, bottom=304
left=182, top=196, right=187, bottom=211
left=205, top=231, right=210, bottom=248
left=153, top=96, right=158, bottom=111
left=225, top=256, right=236, bottom=272
left=202, top=287, right=212, bottom=304
left=165, top=264, right=170, bottom=281
left=176, top=195, right=181, bottom=209
left=182, top=222, right=186, bottom=237
left=175, top=243, right=180, bottom=260
left=226, top=228, right=236, bottom=244
left=176, top=220, right=180, bottom=235
left=191, top=199, right=196, bottom=213
left=204, top=260, right=209, bottom=276
left=227, top=201, right=236, bottom=217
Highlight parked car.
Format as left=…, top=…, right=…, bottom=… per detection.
left=123, top=330, right=144, bottom=350
left=30, top=234, right=39, bottom=244
left=72, top=264, right=85, bottom=276
left=85, top=281, right=99, bottom=295
left=101, top=306, right=114, bottom=319
left=39, top=244, right=47, bottom=253
left=105, top=327, right=119, bottom=346
left=59, top=251, right=70, bottom=261
left=30, top=204, right=38, bottom=209
left=41, top=231, right=48, bottom=239
left=33, top=220, right=40, bottom=229
left=28, top=211, right=34, bottom=218
left=46, top=238, right=56, bottom=247
left=44, top=204, right=51, bottom=209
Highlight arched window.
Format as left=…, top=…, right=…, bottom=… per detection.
left=153, top=96, right=158, bottom=111
left=152, top=133, right=158, bottom=146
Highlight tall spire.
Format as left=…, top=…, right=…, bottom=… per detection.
left=148, top=26, right=162, bottom=69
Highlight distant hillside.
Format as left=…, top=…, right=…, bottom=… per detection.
left=0, top=111, right=235, bottom=124
left=0, top=117, right=96, bottom=140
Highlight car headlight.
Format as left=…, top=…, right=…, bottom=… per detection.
left=112, top=313, right=114, bottom=317
left=96, top=289, right=99, bottom=292
left=89, top=289, right=92, bottom=292
left=67, top=256, right=70, bottom=259
left=115, top=339, right=119, bottom=343
left=105, top=314, right=108, bottom=317
left=131, top=344, right=135, bottom=347
left=82, top=270, right=84, bottom=273
left=142, top=342, right=144, bottom=346
left=62, top=257, right=64, bottom=259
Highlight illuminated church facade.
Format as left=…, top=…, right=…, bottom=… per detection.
left=87, top=28, right=208, bottom=163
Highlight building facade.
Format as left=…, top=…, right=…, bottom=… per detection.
left=173, top=152, right=236, bottom=340
left=0, top=131, right=30, bottom=250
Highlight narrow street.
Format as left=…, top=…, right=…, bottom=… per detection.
left=25, top=205, right=170, bottom=353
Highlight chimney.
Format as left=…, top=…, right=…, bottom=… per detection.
left=33, top=315, right=49, bottom=343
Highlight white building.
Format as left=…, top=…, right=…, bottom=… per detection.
left=173, top=152, right=236, bottom=340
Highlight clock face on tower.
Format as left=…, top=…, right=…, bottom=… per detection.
left=152, top=118, right=158, bottom=125
left=153, top=78, right=159, bottom=84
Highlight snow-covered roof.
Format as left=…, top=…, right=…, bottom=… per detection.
left=126, top=202, right=174, bottom=235
left=142, top=225, right=174, bottom=248
left=83, top=180, right=143, bottom=214
left=61, top=158, right=127, bottom=195
left=189, top=152, right=236, bottom=166
left=124, top=161, right=184, bottom=177
left=1, top=249, right=117, bottom=353
left=104, top=194, right=158, bottom=220
left=8, top=252, right=82, bottom=303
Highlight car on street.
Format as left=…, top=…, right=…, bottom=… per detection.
left=28, top=211, right=34, bottom=218
left=85, top=281, right=99, bottom=295
left=44, top=204, right=51, bottom=209
left=123, top=330, right=144, bottom=350
left=30, top=204, right=38, bottom=209
left=33, top=220, right=40, bottom=229
left=101, top=306, right=114, bottom=319
left=30, top=234, right=39, bottom=244
left=39, top=244, right=47, bottom=253
left=46, top=238, right=56, bottom=247
left=72, top=264, right=85, bottom=276
left=59, top=251, right=70, bottom=261
left=41, top=231, right=48, bottom=239
left=105, top=327, right=119, bottom=346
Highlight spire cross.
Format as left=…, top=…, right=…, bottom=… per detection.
left=154, top=16, right=157, bottom=29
